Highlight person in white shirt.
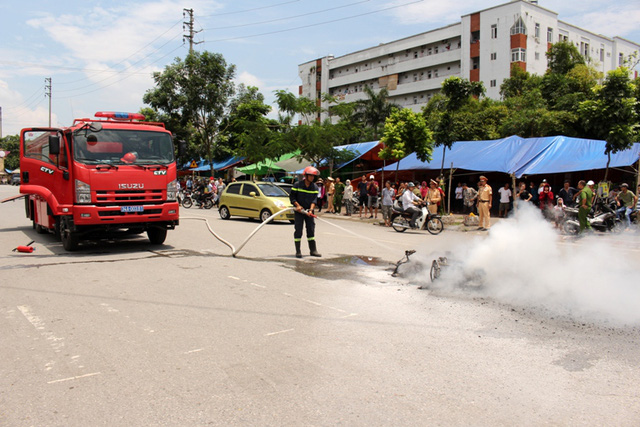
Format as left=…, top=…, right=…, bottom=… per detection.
left=454, top=182, right=463, bottom=213
left=402, top=182, right=423, bottom=228
left=497, top=183, right=512, bottom=218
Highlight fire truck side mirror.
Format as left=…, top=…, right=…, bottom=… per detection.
left=49, top=135, right=61, bottom=155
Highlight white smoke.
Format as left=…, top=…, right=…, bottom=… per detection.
left=425, top=205, right=640, bottom=326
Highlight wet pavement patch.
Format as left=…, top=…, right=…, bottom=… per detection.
left=283, top=256, right=389, bottom=280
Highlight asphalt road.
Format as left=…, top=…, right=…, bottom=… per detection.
left=1, top=184, right=639, bottom=426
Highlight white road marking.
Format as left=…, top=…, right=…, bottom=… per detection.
left=18, top=305, right=65, bottom=353
left=228, top=276, right=240, bottom=280
left=47, top=372, right=101, bottom=384
left=185, top=348, right=204, bottom=354
left=265, top=328, right=294, bottom=336
left=301, top=299, right=323, bottom=306
left=250, top=282, right=266, bottom=288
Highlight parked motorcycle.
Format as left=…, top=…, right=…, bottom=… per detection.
left=181, top=191, right=214, bottom=209
left=391, top=200, right=443, bottom=235
left=563, top=199, right=621, bottom=234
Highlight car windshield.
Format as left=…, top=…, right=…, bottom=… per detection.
left=258, top=183, right=288, bottom=197
left=73, top=129, right=174, bottom=165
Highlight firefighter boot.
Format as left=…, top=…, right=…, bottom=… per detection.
left=308, top=239, right=322, bottom=257
left=295, top=241, right=302, bottom=258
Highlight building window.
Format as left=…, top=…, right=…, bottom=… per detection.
left=435, top=46, right=439, bottom=54
left=491, top=24, right=497, bottom=39
left=434, top=69, right=439, bottom=77
left=490, top=52, right=497, bottom=60
left=511, top=48, right=526, bottom=62
left=619, top=53, right=624, bottom=66
left=535, top=52, right=540, bottom=60
left=600, top=48, right=605, bottom=62
left=427, top=48, right=432, bottom=55
left=427, top=71, right=432, bottom=79
left=582, top=43, right=589, bottom=58
left=547, top=27, right=553, bottom=43
left=414, top=52, right=418, bottom=58
left=490, top=80, right=497, bottom=87
left=510, top=17, right=527, bottom=35
left=534, top=23, right=540, bottom=39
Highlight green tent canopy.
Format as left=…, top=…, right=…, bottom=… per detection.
left=237, top=151, right=306, bottom=176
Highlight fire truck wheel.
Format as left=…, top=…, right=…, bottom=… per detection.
left=35, top=222, right=47, bottom=234
left=147, top=227, right=167, bottom=245
left=61, top=218, right=79, bottom=251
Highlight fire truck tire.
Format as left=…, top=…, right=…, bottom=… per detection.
left=147, top=227, right=167, bottom=245
left=35, top=222, right=47, bottom=234
left=61, top=218, right=79, bottom=251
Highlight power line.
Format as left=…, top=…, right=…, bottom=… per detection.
left=55, top=18, right=184, bottom=86
left=203, top=0, right=370, bottom=30
left=0, top=60, right=157, bottom=76
left=198, top=0, right=301, bottom=18
left=201, top=0, right=425, bottom=44
left=55, top=42, right=185, bottom=100
left=55, top=32, right=183, bottom=94
left=2, top=87, right=44, bottom=111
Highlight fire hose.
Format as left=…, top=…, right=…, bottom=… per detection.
left=182, top=207, right=304, bottom=257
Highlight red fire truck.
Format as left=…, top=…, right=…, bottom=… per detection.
left=18, top=112, right=180, bottom=251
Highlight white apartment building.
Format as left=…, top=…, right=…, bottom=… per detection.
left=298, top=0, right=640, bottom=123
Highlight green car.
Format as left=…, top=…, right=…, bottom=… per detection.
left=218, top=181, right=295, bottom=223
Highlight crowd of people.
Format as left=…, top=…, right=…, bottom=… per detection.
left=177, top=173, right=638, bottom=233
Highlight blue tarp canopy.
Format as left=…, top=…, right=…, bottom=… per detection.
left=380, top=136, right=640, bottom=178
left=334, top=141, right=381, bottom=170
left=292, top=141, right=382, bottom=174
left=185, top=156, right=245, bottom=172
left=513, top=137, right=640, bottom=177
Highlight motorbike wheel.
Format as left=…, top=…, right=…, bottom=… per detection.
left=182, top=197, right=193, bottom=209
left=203, top=198, right=214, bottom=209
left=426, top=217, right=444, bottom=235
left=430, top=260, right=441, bottom=282
left=562, top=221, right=579, bottom=235
left=392, top=216, right=409, bottom=233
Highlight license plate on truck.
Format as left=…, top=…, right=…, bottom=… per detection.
left=121, top=206, right=144, bottom=212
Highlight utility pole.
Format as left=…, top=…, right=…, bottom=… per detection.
left=183, top=8, right=202, bottom=53
left=45, top=77, right=52, bottom=127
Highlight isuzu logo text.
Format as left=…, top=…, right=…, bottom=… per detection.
left=119, top=183, right=145, bottom=189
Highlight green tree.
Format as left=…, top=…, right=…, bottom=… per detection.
left=579, top=67, right=639, bottom=181
left=143, top=51, right=236, bottom=176
left=353, top=86, right=400, bottom=140
left=380, top=108, right=434, bottom=178
left=429, top=76, right=485, bottom=175
left=546, top=41, right=585, bottom=75
left=0, top=134, right=20, bottom=170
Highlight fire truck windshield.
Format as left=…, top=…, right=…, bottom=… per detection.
left=73, top=130, right=174, bottom=165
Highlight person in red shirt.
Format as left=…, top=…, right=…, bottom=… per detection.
left=538, top=184, right=554, bottom=219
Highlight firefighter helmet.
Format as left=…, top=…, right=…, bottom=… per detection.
left=303, top=166, right=319, bottom=177
left=121, top=151, right=138, bottom=164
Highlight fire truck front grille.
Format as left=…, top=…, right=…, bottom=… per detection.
left=96, top=189, right=163, bottom=203
left=98, top=209, right=163, bottom=217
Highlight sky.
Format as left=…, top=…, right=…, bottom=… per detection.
left=1, top=0, right=639, bottom=137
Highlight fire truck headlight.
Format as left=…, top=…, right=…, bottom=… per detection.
left=167, top=180, right=177, bottom=201
left=75, top=179, right=92, bottom=204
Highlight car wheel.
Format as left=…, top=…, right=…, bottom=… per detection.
left=219, top=206, right=230, bottom=220
left=260, top=209, right=272, bottom=223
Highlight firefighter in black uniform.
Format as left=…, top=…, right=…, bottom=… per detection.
left=290, top=166, right=322, bottom=258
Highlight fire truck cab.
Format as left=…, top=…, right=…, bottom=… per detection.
left=19, top=112, right=179, bottom=251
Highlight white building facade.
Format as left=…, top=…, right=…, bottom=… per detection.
left=298, top=0, right=640, bottom=123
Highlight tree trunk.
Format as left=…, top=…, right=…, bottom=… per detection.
left=603, top=151, right=611, bottom=183
left=439, top=145, right=446, bottom=179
